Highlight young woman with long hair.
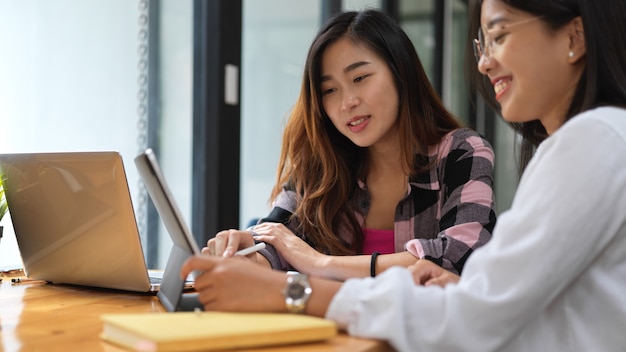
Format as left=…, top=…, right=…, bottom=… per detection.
left=206, top=10, right=496, bottom=280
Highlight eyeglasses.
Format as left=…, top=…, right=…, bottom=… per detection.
left=473, top=16, right=543, bottom=62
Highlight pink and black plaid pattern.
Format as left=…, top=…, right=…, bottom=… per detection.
left=259, top=128, right=496, bottom=275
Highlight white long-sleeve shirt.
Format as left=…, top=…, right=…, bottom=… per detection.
left=326, top=106, right=626, bottom=352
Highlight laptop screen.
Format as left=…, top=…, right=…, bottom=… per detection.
left=0, top=151, right=154, bottom=292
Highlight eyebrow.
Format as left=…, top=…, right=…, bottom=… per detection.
left=321, top=61, right=371, bottom=82
left=483, top=16, right=509, bottom=30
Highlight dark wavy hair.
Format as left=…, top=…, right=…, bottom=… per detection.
left=271, top=10, right=461, bottom=255
left=466, top=0, right=626, bottom=174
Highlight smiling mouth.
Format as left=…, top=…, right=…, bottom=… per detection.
left=494, top=79, right=509, bottom=96
left=348, top=116, right=369, bottom=126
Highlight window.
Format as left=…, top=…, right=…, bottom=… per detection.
left=239, top=0, right=323, bottom=228
left=0, top=0, right=194, bottom=270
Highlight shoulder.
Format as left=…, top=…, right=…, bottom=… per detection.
left=271, top=183, right=299, bottom=211
left=560, top=106, right=626, bottom=143
left=530, top=106, right=626, bottom=177
left=430, top=128, right=494, bottom=162
left=449, top=128, right=493, bottom=150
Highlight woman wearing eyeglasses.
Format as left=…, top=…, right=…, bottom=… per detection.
left=182, top=1, right=626, bottom=350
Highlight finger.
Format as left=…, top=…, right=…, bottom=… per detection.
left=252, top=222, right=268, bottom=230
left=411, top=271, right=433, bottom=285
left=224, top=231, right=257, bottom=257
left=223, top=230, right=253, bottom=256
left=197, top=291, right=217, bottom=310
left=412, top=266, right=441, bottom=285
left=425, top=276, right=448, bottom=288
left=193, top=272, right=215, bottom=292
left=205, top=238, right=217, bottom=256
left=180, top=255, right=215, bottom=280
left=213, top=231, right=233, bottom=256
left=223, top=235, right=240, bottom=258
left=426, top=271, right=460, bottom=287
left=253, top=234, right=270, bottom=243
left=252, top=222, right=275, bottom=233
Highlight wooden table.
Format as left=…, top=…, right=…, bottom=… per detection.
left=0, top=275, right=392, bottom=351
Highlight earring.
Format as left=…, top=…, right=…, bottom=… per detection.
left=568, top=51, right=575, bottom=58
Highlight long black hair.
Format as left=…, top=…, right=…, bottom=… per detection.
left=466, top=0, right=626, bottom=174
left=273, top=10, right=461, bottom=254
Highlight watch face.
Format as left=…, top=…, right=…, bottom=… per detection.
left=287, top=283, right=306, bottom=299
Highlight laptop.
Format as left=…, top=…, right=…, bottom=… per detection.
left=0, top=151, right=163, bottom=293
left=134, top=148, right=203, bottom=311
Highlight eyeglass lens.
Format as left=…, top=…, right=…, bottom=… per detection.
left=473, top=17, right=542, bottom=63
left=474, top=29, right=486, bottom=62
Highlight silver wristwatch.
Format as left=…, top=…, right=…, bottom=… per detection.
left=283, top=272, right=312, bottom=314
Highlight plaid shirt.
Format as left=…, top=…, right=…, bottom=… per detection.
left=258, top=128, right=496, bottom=274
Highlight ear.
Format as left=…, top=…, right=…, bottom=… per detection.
left=567, top=16, right=586, bottom=63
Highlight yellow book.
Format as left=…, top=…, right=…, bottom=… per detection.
left=100, top=311, right=337, bottom=351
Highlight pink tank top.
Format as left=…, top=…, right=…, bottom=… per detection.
left=362, top=228, right=395, bottom=255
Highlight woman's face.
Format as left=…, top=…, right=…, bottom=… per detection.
left=477, top=0, right=584, bottom=134
left=320, top=37, right=400, bottom=149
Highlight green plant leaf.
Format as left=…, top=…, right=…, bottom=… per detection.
left=0, top=171, right=8, bottom=221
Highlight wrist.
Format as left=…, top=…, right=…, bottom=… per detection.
left=315, top=254, right=337, bottom=279
left=247, top=228, right=259, bottom=239
left=370, top=252, right=381, bottom=277
left=319, top=253, right=331, bottom=270
left=283, top=272, right=312, bottom=314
